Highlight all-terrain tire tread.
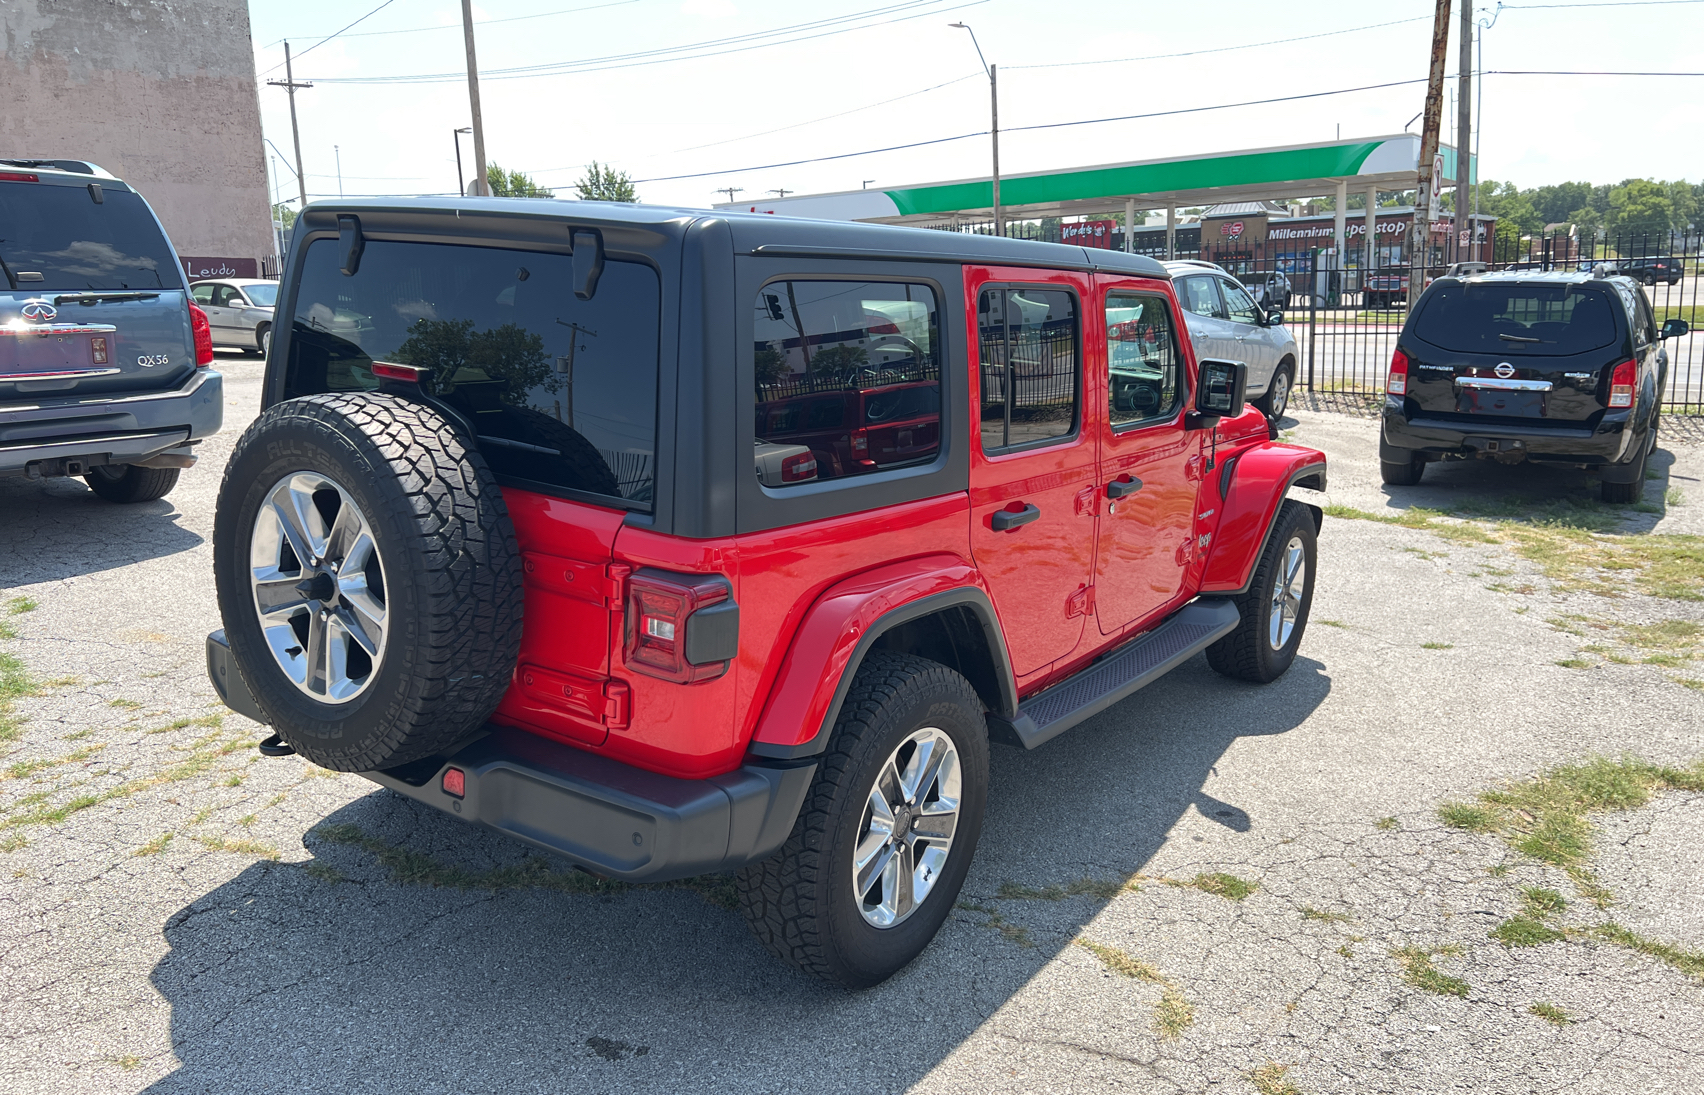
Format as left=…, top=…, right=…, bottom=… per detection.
left=85, top=465, right=180, bottom=503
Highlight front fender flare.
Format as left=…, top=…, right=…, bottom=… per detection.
left=746, top=555, right=1016, bottom=761
left=1201, top=443, right=1326, bottom=596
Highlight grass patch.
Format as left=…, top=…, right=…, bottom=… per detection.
left=1392, top=945, right=1470, bottom=998
left=193, top=834, right=280, bottom=860
left=1302, top=906, right=1353, bottom=923
left=147, top=714, right=223, bottom=735
left=1375, top=816, right=1398, bottom=831
left=1250, top=1062, right=1303, bottom=1095
left=1421, top=642, right=1454, bottom=650
left=1591, top=922, right=1704, bottom=983
left=7, top=598, right=37, bottom=615
left=0, top=649, right=37, bottom=744
left=108, top=698, right=142, bottom=710
left=304, top=861, right=346, bottom=883
left=1166, top=872, right=1258, bottom=902
left=1317, top=618, right=1349, bottom=629
left=0, top=833, right=25, bottom=852
left=1667, top=487, right=1685, bottom=507
left=1490, top=916, right=1564, bottom=947
left=1671, top=677, right=1704, bottom=691
left=134, top=833, right=173, bottom=857
left=1074, top=939, right=1195, bottom=1039
left=1437, top=755, right=1704, bottom=906
left=1529, top=1002, right=1572, bottom=1027
left=997, top=877, right=1128, bottom=902
left=956, top=900, right=1034, bottom=947
left=1522, top=886, right=1568, bottom=918
left=1555, top=658, right=1592, bottom=669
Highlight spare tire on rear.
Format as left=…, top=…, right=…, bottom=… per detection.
left=213, top=392, right=523, bottom=771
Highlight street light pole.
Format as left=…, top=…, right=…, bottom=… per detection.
left=460, top=0, right=489, bottom=197
left=950, top=22, right=1001, bottom=237
left=453, top=127, right=472, bottom=195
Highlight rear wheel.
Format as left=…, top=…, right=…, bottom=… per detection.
left=1206, top=500, right=1317, bottom=684
left=1601, top=431, right=1653, bottom=504
left=213, top=392, right=523, bottom=770
left=84, top=464, right=179, bottom=503
left=737, top=652, right=989, bottom=987
left=1380, top=451, right=1426, bottom=486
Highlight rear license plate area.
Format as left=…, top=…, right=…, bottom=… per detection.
left=1457, top=389, right=1546, bottom=417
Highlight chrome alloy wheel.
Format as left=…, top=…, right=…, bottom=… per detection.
left=249, top=471, right=388, bottom=703
left=1268, top=535, right=1306, bottom=651
left=852, top=727, right=962, bottom=928
left=1269, top=370, right=1291, bottom=419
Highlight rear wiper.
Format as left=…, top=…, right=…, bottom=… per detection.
left=54, top=291, right=162, bottom=305
left=1497, top=332, right=1542, bottom=343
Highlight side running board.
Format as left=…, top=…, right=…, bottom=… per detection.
left=985, top=598, right=1240, bottom=750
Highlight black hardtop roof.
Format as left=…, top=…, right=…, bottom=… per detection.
left=299, top=196, right=1170, bottom=278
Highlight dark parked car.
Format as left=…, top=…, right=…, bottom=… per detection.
left=1364, top=268, right=1410, bottom=309
left=1380, top=269, right=1688, bottom=501
left=1617, top=257, right=1683, bottom=286
left=0, top=158, right=220, bottom=502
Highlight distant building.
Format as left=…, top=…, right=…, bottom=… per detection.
left=0, top=0, right=272, bottom=279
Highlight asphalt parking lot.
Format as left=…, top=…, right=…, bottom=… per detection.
left=2, top=357, right=1701, bottom=1095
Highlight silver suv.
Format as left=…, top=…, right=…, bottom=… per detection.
left=1165, top=262, right=1300, bottom=418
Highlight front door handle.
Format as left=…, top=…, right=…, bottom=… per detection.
left=991, top=503, right=1041, bottom=532
left=1106, top=477, right=1143, bottom=499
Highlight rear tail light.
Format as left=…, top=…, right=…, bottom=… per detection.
left=780, top=451, right=817, bottom=482
left=624, top=570, right=739, bottom=684
left=1386, top=348, right=1410, bottom=396
left=851, top=430, right=869, bottom=455
left=189, top=304, right=214, bottom=367
left=90, top=337, right=108, bottom=364
left=1607, top=359, right=1636, bottom=408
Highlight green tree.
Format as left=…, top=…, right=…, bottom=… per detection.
left=1607, top=178, right=1671, bottom=241
left=1474, top=181, right=1542, bottom=234
left=1567, top=206, right=1603, bottom=239
left=485, top=163, right=554, bottom=199
left=574, top=161, right=638, bottom=203
left=392, top=317, right=554, bottom=405
left=272, top=203, right=297, bottom=230
left=1531, top=182, right=1593, bottom=226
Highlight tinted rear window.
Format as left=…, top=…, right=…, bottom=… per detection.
left=0, top=182, right=182, bottom=291
left=284, top=238, right=660, bottom=509
left=1412, top=283, right=1620, bottom=356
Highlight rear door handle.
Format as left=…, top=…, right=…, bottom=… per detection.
left=1106, top=477, right=1143, bottom=499
left=991, top=504, right=1041, bottom=532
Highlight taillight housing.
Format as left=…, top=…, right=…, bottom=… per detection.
left=1607, top=359, right=1636, bottom=409
left=1386, top=348, right=1410, bottom=396
left=189, top=304, right=214, bottom=367
left=781, top=451, right=817, bottom=482
left=624, top=570, right=739, bottom=684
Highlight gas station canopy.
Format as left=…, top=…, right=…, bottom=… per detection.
left=713, top=134, right=1471, bottom=224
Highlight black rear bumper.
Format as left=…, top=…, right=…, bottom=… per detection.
left=206, top=629, right=813, bottom=883
left=1381, top=400, right=1640, bottom=476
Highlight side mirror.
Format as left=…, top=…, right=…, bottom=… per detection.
left=1662, top=318, right=1689, bottom=340
left=1189, top=358, right=1247, bottom=428
left=1265, top=310, right=1284, bottom=327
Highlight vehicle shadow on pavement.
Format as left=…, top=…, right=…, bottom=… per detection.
left=1377, top=445, right=1678, bottom=531
left=140, top=653, right=1329, bottom=1095
left=0, top=476, right=203, bottom=584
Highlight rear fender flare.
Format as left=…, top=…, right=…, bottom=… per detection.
left=746, top=556, right=1016, bottom=761
left=1201, top=444, right=1327, bottom=596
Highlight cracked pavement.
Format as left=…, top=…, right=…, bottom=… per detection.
left=1, top=362, right=1701, bottom=1094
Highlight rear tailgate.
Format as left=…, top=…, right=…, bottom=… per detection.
left=0, top=176, right=193, bottom=399
left=1403, top=281, right=1627, bottom=424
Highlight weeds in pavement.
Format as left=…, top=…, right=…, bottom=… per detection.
left=1302, top=906, right=1353, bottom=923
left=1318, top=618, right=1349, bottom=629
left=1590, top=923, right=1704, bottom=982
left=1522, top=887, right=1568, bottom=918
left=997, top=878, right=1129, bottom=901
left=1392, top=945, right=1470, bottom=998
left=1074, top=939, right=1195, bottom=1039
left=194, top=833, right=279, bottom=860
left=1166, top=872, right=1258, bottom=902
left=1529, top=1002, right=1572, bottom=1027
left=304, top=861, right=346, bottom=883
left=955, top=900, right=1034, bottom=947
left=7, top=599, right=37, bottom=616
left=1250, top=1062, right=1303, bottom=1095
left=1490, top=917, right=1565, bottom=947
left=1375, top=816, right=1398, bottom=831
left=134, top=833, right=173, bottom=857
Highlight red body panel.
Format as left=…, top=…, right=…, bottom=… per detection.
left=1199, top=441, right=1326, bottom=593
left=748, top=552, right=982, bottom=751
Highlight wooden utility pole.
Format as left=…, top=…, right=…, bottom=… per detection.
left=266, top=41, right=312, bottom=209
left=461, top=0, right=489, bottom=197
left=1456, top=0, right=1473, bottom=261
left=1410, top=0, right=1453, bottom=308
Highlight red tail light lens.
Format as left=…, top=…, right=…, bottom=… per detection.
left=780, top=451, right=817, bottom=482
left=441, top=768, right=465, bottom=797
left=850, top=430, right=869, bottom=455
left=90, top=337, right=108, bottom=364
left=1386, top=348, right=1410, bottom=396
left=1607, top=359, right=1636, bottom=409
left=625, top=571, right=737, bottom=684
left=189, top=304, right=214, bottom=367
left=0, top=172, right=39, bottom=182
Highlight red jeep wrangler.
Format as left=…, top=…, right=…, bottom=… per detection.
left=206, top=201, right=1326, bottom=987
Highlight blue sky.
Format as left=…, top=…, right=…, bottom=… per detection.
left=248, top=0, right=1704, bottom=210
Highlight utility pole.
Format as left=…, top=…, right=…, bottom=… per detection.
left=554, top=320, right=597, bottom=428
left=951, top=23, right=1001, bottom=237
left=1410, top=0, right=1452, bottom=309
left=267, top=41, right=312, bottom=208
left=1456, top=0, right=1473, bottom=262
left=460, top=0, right=489, bottom=197
left=453, top=127, right=471, bottom=195
left=716, top=187, right=743, bottom=204
left=768, top=188, right=792, bottom=198
left=862, top=179, right=876, bottom=189
left=335, top=145, right=343, bottom=198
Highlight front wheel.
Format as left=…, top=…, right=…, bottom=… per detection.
left=1206, top=500, right=1317, bottom=683
left=737, top=652, right=989, bottom=987
left=256, top=325, right=271, bottom=358
left=1255, top=363, right=1293, bottom=420
left=84, top=464, right=179, bottom=503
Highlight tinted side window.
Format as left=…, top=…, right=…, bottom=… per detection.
left=0, top=183, right=183, bottom=291
left=1219, top=279, right=1260, bottom=324
left=1106, top=293, right=1182, bottom=429
left=752, top=280, right=941, bottom=487
left=284, top=238, right=660, bottom=509
left=1178, top=276, right=1222, bottom=318
left=978, top=287, right=1079, bottom=451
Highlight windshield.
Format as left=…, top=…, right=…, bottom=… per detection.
left=0, top=182, right=182, bottom=291
left=1413, top=283, right=1620, bottom=356
left=242, top=282, right=279, bottom=307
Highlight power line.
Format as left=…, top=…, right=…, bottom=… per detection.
left=265, top=0, right=641, bottom=46
left=303, top=0, right=987, bottom=83
left=1005, top=15, right=1433, bottom=71
left=259, top=0, right=402, bottom=76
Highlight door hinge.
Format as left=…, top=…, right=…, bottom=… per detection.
left=1074, top=485, right=1097, bottom=516
left=1066, top=585, right=1096, bottom=618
